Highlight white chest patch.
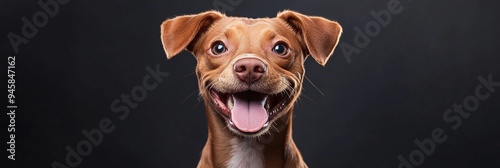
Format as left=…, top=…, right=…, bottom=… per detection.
left=227, top=138, right=264, bottom=168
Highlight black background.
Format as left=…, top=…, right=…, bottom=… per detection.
left=2, top=0, right=500, bottom=167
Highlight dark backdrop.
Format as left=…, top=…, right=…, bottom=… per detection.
left=2, top=0, right=500, bottom=167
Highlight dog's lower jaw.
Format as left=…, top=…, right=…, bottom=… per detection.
left=197, top=103, right=308, bottom=168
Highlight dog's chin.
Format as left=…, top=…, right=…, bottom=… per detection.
left=209, top=89, right=288, bottom=138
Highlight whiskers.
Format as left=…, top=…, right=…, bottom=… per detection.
left=294, top=75, right=324, bottom=107
left=192, top=98, right=203, bottom=110
left=300, top=94, right=318, bottom=104
left=182, top=90, right=199, bottom=104
left=180, top=70, right=196, bottom=79
left=304, top=75, right=324, bottom=96
left=271, top=123, right=280, bottom=133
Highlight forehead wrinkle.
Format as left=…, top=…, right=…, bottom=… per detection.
left=258, top=29, right=276, bottom=41
left=225, top=23, right=242, bottom=35
left=224, top=28, right=235, bottom=40
left=222, top=20, right=276, bottom=38
left=224, top=28, right=246, bottom=54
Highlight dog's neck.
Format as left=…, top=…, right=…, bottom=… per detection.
left=198, top=103, right=306, bottom=168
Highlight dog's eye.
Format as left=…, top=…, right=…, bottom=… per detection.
left=272, top=43, right=289, bottom=56
left=211, top=41, right=227, bottom=55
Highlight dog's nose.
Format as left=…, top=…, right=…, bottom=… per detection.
left=233, top=58, right=267, bottom=84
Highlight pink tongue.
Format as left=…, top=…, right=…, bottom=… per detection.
left=231, top=93, right=268, bottom=133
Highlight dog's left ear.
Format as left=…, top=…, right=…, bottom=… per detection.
left=161, top=11, right=225, bottom=59
left=277, top=10, right=342, bottom=66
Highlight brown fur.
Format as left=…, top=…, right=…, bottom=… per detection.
left=160, top=10, right=342, bottom=168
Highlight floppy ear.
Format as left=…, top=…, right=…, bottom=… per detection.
left=277, top=10, right=342, bottom=66
left=160, top=11, right=224, bottom=59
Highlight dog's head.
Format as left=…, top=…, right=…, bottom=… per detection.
left=161, top=10, right=342, bottom=137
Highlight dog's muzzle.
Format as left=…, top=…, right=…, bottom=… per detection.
left=208, top=58, right=289, bottom=136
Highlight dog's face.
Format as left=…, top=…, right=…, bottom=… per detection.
left=161, top=10, right=342, bottom=137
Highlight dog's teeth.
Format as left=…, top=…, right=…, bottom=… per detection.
left=229, top=120, right=234, bottom=125
left=263, top=122, right=269, bottom=128
left=227, top=95, right=234, bottom=109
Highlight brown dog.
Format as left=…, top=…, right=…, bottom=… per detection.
left=160, top=10, right=342, bottom=168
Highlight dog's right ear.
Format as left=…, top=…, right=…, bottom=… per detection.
left=160, top=11, right=224, bottom=59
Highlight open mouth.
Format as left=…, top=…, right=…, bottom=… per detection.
left=210, top=90, right=286, bottom=135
